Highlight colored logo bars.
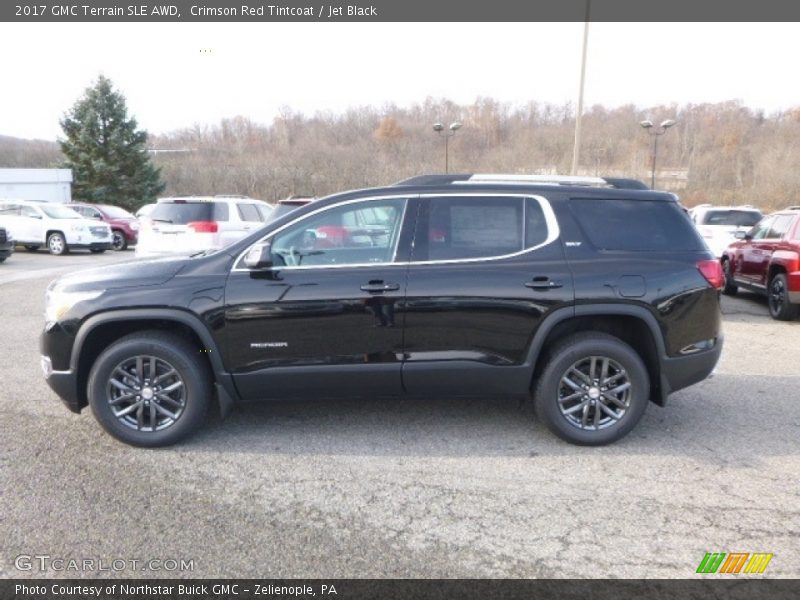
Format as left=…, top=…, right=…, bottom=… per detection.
left=696, top=552, right=773, bottom=574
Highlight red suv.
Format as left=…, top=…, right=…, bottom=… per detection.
left=721, top=207, right=800, bottom=320
left=67, top=203, right=139, bottom=251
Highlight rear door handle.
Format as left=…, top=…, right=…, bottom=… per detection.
left=525, top=277, right=563, bottom=290
left=360, top=281, right=400, bottom=293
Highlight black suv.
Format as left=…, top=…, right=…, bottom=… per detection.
left=41, top=174, right=724, bottom=447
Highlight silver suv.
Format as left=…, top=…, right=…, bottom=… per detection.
left=135, top=195, right=274, bottom=258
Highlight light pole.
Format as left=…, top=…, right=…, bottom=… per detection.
left=640, top=119, right=676, bottom=189
left=571, top=0, right=591, bottom=175
left=433, top=121, right=462, bottom=173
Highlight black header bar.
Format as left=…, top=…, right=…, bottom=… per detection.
left=3, top=0, right=800, bottom=22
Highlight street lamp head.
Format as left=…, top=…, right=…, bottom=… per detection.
left=660, top=119, right=677, bottom=129
left=449, top=122, right=463, bottom=131
left=432, top=123, right=444, bottom=132
left=640, top=120, right=654, bottom=129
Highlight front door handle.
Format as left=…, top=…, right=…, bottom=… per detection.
left=360, top=281, right=400, bottom=293
left=525, top=277, right=563, bottom=290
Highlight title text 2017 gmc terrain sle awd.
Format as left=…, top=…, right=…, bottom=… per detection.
left=41, top=174, right=724, bottom=447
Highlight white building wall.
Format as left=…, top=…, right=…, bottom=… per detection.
left=0, top=169, right=73, bottom=203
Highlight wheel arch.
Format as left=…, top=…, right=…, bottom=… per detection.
left=72, top=309, right=236, bottom=413
left=526, top=304, right=666, bottom=405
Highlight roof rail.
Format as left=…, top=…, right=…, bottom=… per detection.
left=214, top=194, right=249, bottom=199
left=394, top=173, right=649, bottom=189
left=785, top=205, right=800, bottom=210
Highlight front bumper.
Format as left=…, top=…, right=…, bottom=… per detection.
left=70, top=241, right=113, bottom=251
left=40, top=355, right=82, bottom=413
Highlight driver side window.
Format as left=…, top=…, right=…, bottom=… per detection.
left=270, top=198, right=407, bottom=267
left=751, top=217, right=774, bottom=240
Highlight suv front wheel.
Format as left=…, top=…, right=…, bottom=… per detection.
left=88, top=331, right=211, bottom=447
left=533, top=333, right=650, bottom=446
left=768, top=273, right=799, bottom=321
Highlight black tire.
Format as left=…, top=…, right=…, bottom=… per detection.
left=112, top=230, right=127, bottom=251
left=768, top=273, right=799, bottom=321
left=722, top=259, right=738, bottom=295
left=24, top=245, right=40, bottom=252
left=533, top=332, right=650, bottom=446
left=47, top=232, right=68, bottom=255
left=88, top=331, right=212, bottom=447
left=90, top=248, right=106, bottom=254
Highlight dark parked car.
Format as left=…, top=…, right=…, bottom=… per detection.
left=267, top=196, right=315, bottom=222
left=0, top=226, right=13, bottom=262
left=41, top=174, right=723, bottom=447
left=67, top=202, right=139, bottom=251
left=721, top=206, right=800, bottom=320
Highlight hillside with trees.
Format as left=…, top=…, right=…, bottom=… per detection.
left=2, top=97, right=799, bottom=211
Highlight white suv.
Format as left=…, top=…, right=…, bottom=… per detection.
left=135, top=196, right=274, bottom=258
left=689, top=204, right=763, bottom=257
left=0, top=199, right=113, bottom=255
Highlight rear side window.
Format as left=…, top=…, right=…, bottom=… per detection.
left=570, top=198, right=704, bottom=252
left=150, top=202, right=229, bottom=224
left=426, top=196, right=523, bottom=261
left=701, top=210, right=762, bottom=227
left=237, top=203, right=262, bottom=222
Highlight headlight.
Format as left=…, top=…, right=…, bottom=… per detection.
left=44, top=288, right=104, bottom=323
left=130, top=222, right=140, bottom=231
left=70, top=224, right=86, bottom=232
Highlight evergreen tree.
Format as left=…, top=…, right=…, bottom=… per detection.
left=59, top=75, right=164, bottom=210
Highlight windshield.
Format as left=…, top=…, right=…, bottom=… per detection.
left=40, top=204, right=82, bottom=219
left=99, top=205, right=135, bottom=219
left=701, top=210, right=762, bottom=227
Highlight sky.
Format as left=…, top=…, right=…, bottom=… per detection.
left=1, top=22, right=798, bottom=140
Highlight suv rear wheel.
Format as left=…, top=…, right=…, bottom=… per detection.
left=47, top=232, right=68, bottom=255
left=88, top=331, right=211, bottom=447
left=533, top=333, right=650, bottom=446
left=768, top=273, right=799, bottom=321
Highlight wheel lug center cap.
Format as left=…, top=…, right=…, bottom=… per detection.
left=588, top=387, right=601, bottom=400
left=141, top=387, right=154, bottom=400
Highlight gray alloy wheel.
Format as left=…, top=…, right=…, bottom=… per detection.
left=556, top=355, right=631, bottom=431
left=47, top=232, right=67, bottom=255
left=768, top=274, right=799, bottom=321
left=112, top=230, right=127, bottom=251
left=533, top=332, right=649, bottom=446
left=106, top=355, right=187, bottom=432
left=88, top=331, right=212, bottom=447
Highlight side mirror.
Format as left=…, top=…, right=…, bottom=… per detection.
left=733, top=231, right=747, bottom=240
left=93, top=214, right=103, bottom=220
left=243, top=242, right=273, bottom=269
left=31, top=213, right=43, bottom=219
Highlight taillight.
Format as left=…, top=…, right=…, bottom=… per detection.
left=697, top=259, right=724, bottom=290
left=188, top=221, right=218, bottom=233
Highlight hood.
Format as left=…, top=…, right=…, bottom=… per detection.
left=52, top=256, right=189, bottom=292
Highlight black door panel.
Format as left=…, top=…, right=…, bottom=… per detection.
left=224, top=196, right=416, bottom=401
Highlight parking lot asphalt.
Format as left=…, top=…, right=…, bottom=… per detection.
left=0, top=252, right=798, bottom=579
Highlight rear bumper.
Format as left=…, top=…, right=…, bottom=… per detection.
left=659, top=335, right=724, bottom=400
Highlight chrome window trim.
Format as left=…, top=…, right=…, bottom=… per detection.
left=231, top=192, right=560, bottom=272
